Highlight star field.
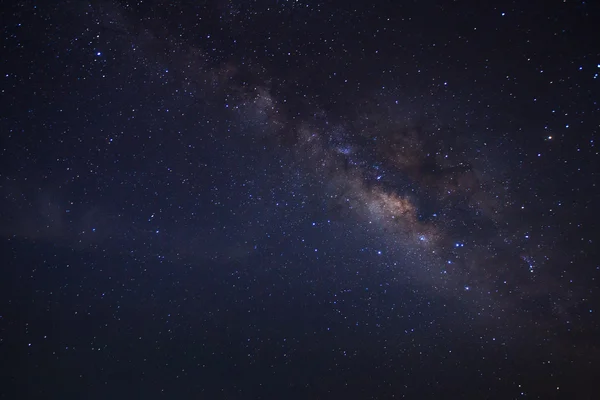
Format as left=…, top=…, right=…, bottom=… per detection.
left=1, top=0, right=599, bottom=398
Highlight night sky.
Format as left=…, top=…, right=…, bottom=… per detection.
left=1, top=0, right=599, bottom=398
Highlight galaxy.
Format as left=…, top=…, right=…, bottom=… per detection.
left=1, top=0, right=599, bottom=398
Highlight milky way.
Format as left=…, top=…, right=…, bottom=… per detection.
left=0, top=1, right=583, bottom=322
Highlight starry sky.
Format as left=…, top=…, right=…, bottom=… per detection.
left=1, top=0, right=599, bottom=398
